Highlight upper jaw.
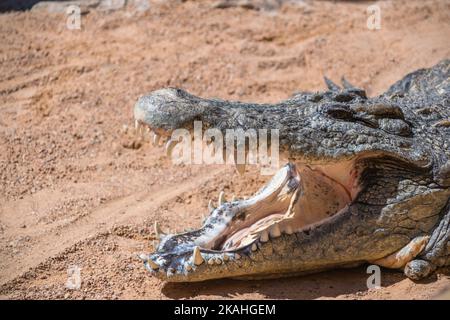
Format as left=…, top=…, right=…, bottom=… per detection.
left=135, top=87, right=432, bottom=170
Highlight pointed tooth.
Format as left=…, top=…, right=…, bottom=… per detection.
left=165, top=139, right=178, bottom=157
left=185, top=263, right=192, bottom=271
left=145, top=127, right=151, bottom=138
left=147, top=259, right=159, bottom=270
left=284, top=225, right=293, bottom=235
left=215, top=257, right=222, bottom=265
left=208, top=258, right=215, bottom=265
left=135, top=123, right=142, bottom=136
left=231, top=195, right=237, bottom=202
left=218, top=191, right=225, bottom=206
left=193, top=246, right=204, bottom=265
left=251, top=243, right=257, bottom=251
left=154, top=221, right=166, bottom=238
left=260, top=230, right=269, bottom=242
left=269, top=224, right=281, bottom=238
left=235, top=253, right=241, bottom=260
left=149, top=132, right=155, bottom=145
left=138, top=253, right=148, bottom=261
left=223, top=254, right=229, bottom=261
left=159, top=136, right=167, bottom=146
left=235, top=163, right=246, bottom=175
left=208, top=199, right=215, bottom=212
left=134, top=120, right=139, bottom=129
left=153, top=133, right=161, bottom=146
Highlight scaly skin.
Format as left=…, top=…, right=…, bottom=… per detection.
left=134, top=60, right=450, bottom=282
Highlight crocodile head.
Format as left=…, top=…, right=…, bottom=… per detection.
left=134, top=60, right=450, bottom=282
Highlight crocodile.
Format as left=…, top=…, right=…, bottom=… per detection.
left=134, top=59, right=450, bottom=282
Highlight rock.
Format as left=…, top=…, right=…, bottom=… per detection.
left=212, top=0, right=287, bottom=11
left=97, top=0, right=127, bottom=12
left=31, top=0, right=132, bottom=14
left=121, top=139, right=142, bottom=150
left=32, top=1, right=100, bottom=14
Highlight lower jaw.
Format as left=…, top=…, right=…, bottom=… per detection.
left=151, top=235, right=363, bottom=283
left=146, top=159, right=361, bottom=282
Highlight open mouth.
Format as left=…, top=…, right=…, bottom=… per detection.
left=135, top=120, right=362, bottom=267
left=201, top=160, right=360, bottom=252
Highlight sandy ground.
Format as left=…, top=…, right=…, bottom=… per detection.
left=1, top=0, right=450, bottom=300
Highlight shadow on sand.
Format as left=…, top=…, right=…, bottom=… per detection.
left=160, top=265, right=428, bottom=299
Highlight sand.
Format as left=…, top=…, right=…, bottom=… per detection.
left=1, top=0, right=450, bottom=299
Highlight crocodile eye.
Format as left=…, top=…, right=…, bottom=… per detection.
left=366, top=104, right=405, bottom=120
left=378, top=118, right=412, bottom=137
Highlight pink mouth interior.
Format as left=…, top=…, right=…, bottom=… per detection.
left=219, top=160, right=360, bottom=251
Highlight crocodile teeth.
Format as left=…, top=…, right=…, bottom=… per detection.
left=193, top=246, right=204, bottom=265
left=235, top=253, right=241, bottom=260
left=251, top=243, right=258, bottom=251
left=218, top=191, right=225, bottom=206
left=208, top=258, right=215, bottom=265
left=154, top=221, right=166, bottom=238
left=223, top=254, right=229, bottom=261
left=215, top=257, right=222, bottom=265
left=165, top=139, right=178, bottom=157
left=231, top=195, right=237, bottom=202
left=269, top=224, right=281, bottom=238
left=284, top=225, right=293, bottom=235
left=153, top=133, right=161, bottom=146
left=134, top=121, right=143, bottom=136
left=147, top=259, right=159, bottom=270
left=185, top=263, right=192, bottom=271
left=208, top=199, right=215, bottom=212
left=259, top=230, right=269, bottom=242
left=145, top=127, right=152, bottom=138
left=235, top=163, right=246, bottom=175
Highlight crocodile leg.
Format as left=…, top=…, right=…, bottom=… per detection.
left=371, top=236, right=429, bottom=269
left=405, top=199, right=450, bottom=280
